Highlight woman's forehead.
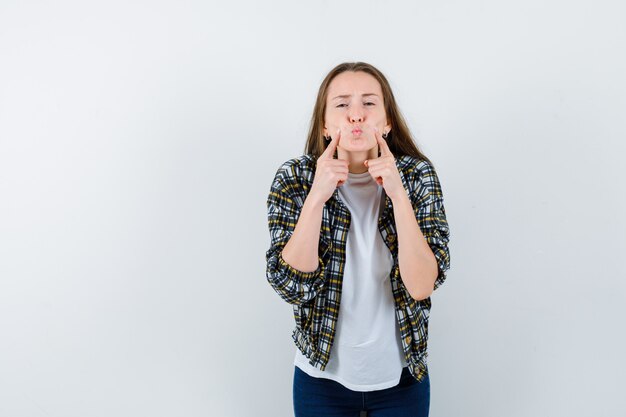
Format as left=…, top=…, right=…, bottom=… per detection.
left=327, top=71, right=383, bottom=97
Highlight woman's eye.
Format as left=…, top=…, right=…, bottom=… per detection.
left=336, top=104, right=347, bottom=108
left=364, top=102, right=375, bottom=106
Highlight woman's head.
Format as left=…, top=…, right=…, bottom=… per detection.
left=305, top=62, right=431, bottom=164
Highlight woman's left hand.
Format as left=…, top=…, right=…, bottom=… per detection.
left=364, top=128, right=406, bottom=202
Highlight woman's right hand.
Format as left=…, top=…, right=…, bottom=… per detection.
left=309, top=130, right=349, bottom=205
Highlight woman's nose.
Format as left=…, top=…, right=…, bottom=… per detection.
left=349, top=113, right=363, bottom=123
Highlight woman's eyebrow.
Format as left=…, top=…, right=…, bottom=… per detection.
left=332, top=93, right=379, bottom=100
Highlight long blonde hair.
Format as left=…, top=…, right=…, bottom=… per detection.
left=304, top=62, right=432, bottom=166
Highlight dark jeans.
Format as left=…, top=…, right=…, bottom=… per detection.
left=293, top=365, right=430, bottom=417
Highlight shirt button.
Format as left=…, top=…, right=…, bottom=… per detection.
left=405, top=335, right=412, bottom=344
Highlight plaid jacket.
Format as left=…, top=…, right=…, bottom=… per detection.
left=265, top=153, right=451, bottom=383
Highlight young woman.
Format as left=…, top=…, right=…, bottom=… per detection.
left=265, top=62, right=451, bottom=417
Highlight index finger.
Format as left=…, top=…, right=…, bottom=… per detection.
left=375, top=128, right=393, bottom=157
left=319, top=129, right=341, bottom=160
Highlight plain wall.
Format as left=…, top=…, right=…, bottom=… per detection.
left=1, top=1, right=625, bottom=416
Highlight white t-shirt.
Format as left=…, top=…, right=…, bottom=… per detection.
left=294, top=170, right=407, bottom=391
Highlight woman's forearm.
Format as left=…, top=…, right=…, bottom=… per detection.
left=281, top=194, right=325, bottom=273
left=392, top=192, right=439, bottom=300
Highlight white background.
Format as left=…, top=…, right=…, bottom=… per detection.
left=1, top=1, right=625, bottom=416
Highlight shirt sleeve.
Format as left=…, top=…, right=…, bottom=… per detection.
left=265, top=165, right=327, bottom=305
left=411, top=161, right=451, bottom=291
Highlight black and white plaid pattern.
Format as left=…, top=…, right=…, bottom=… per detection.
left=266, top=154, right=450, bottom=383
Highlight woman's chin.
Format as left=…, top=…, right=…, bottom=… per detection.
left=342, top=138, right=375, bottom=149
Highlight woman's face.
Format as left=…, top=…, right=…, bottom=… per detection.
left=323, top=71, right=391, bottom=153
